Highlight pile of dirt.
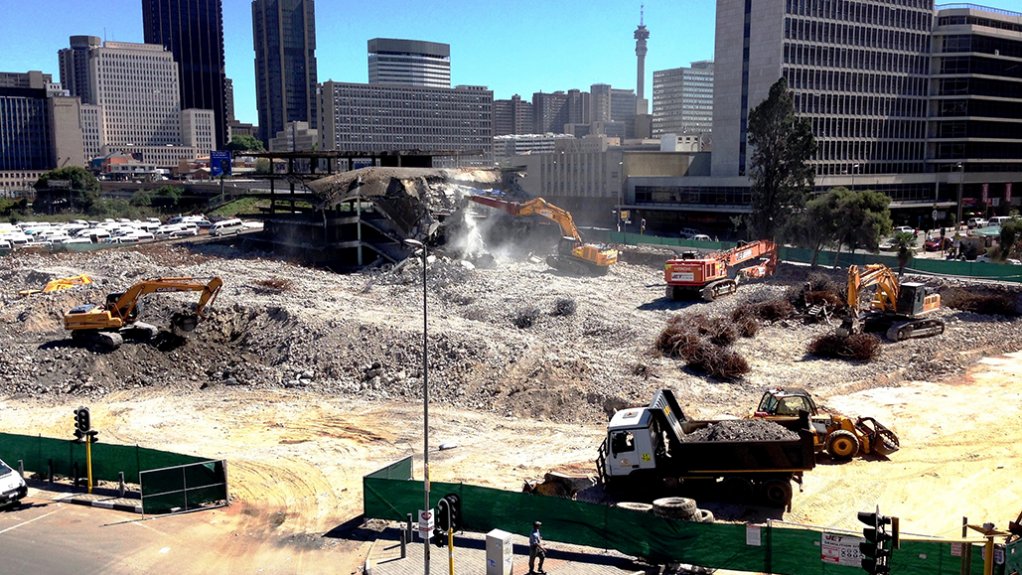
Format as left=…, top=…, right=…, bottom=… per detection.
left=2, top=244, right=1022, bottom=422
left=683, top=419, right=799, bottom=442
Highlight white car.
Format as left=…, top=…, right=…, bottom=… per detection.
left=170, top=227, right=199, bottom=238
left=0, top=457, right=27, bottom=508
left=691, top=234, right=713, bottom=242
left=967, top=217, right=988, bottom=229
left=893, top=226, right=915, bottom=235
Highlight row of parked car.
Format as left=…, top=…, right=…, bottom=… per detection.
left=0, top=215, right=247, bottom=252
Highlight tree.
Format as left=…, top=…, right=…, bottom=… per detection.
left=833, top=189, right=893, bottom=267
left=33, top=167, right=100, bottom=213
left=999, top=218, right=1022, bottom=260
left=747, top=77, right=817, bottom=241
left=893, top=231, right=916, bottom=277
left=786, top=189, right=843, bottom=268
left=226, top=134, right=265, bottom=152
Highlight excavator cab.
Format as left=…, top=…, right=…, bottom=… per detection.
left=895, top=282, right=939, bottom=317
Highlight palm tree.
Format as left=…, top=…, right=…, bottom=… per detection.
left=893, top=231, right=916, bottom=278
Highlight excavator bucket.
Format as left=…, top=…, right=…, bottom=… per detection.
left=171, top=312, right=199, bottom=333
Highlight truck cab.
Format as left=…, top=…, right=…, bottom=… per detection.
left=605, top=407, right=660, bottom=478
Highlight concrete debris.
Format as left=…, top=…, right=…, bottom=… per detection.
left=0, top=243, right=1020, bottom=423
left=683, top=420, right=800, bottom=443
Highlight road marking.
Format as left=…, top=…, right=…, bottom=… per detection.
left=0, top=510, right=59, bottom=535
left=133, top=520, right=167, bottom=535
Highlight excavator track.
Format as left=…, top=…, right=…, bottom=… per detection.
left=700, top=279, right=738, bottom=302
left=885, top=318, right=945, bottom=341
left=71, top=329, right=123, bottom=351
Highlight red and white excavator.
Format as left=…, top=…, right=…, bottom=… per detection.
left=663, top=240, right=777, bottom=301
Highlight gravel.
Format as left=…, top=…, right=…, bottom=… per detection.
left=682, top=419, right=800, bottom=442
left=1, top=242, right=1021, bottom=423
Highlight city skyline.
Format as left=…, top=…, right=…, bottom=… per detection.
left=6, top=0, right=717, bottom=129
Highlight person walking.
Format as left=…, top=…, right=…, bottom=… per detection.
left=529, top=521, right=546, bottom=574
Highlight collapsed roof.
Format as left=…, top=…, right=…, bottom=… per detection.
left=306, top=166, right=507, bottom=239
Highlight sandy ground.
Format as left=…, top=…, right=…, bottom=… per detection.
left=2, top=348, right=1020, bottom=572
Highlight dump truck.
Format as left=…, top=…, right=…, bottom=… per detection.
left=599, top=389, right=816, bottom=509
left=664, top=240, right=776, bottom=301
left=751, top=387, right=900, bottom=461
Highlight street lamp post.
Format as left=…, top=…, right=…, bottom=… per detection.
left=403, top=238, right=430, bottom=574
left=956, top=163, right=965, bottom=228
left=852, top=163, right=860, bottom=191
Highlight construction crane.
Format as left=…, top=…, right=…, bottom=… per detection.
left=64, top=277, right=223, bottom=351
left=663, top=240, right=777, bottom=301
left=837, top=264, right=944, bottom=341
left=468, top=195, right=618, bottom=275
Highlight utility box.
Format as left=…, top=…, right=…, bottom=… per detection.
left=485, top=528, right=514, bottom=575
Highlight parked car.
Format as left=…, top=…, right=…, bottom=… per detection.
left=923, top=237, right=952, bottom=251
left=893, top=226, right=915, bottom=235
left=0, top=457, right=27, bottom=509
left=678, top=227, right=701, bottom=239
left=988, top=216, right=1015, bottom=227
left=691, top=234, right=713, bottom=242
left=210, top=218, right=244, bottom=237
left=170, top=227, right=199, bottom=238
left=967, top=217, right=988, bottom=229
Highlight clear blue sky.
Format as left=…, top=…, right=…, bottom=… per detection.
left=2, top=0, right=1020, bottom=127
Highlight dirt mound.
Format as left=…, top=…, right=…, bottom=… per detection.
left=683, top=419, right=799, bottom=442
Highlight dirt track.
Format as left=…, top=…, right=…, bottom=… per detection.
left=2, top=243, right=1022, bottom=572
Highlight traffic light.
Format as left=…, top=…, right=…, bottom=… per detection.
left=858, top=510, right=899, bottom=575
left=436, top=494, right=461, bottom=532
left=86, top=430, right=100, bottom=445
left=74, top=407, right=91, bottom=434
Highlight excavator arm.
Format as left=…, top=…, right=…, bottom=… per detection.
left=469, top=195, right=583, bottom=243
left=110, top=277, right=223, bottom=324
left=846, top=264, right=899, bottom=313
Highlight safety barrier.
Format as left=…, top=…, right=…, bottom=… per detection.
left=140, top=459, right=228, bottom=515
left=364, top=457, right=1000, bottom=574
left=603, top=232, right=1022, bottom=283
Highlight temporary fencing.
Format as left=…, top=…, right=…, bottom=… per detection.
left=0, top=432, right=228, bottom=514
left=364, top=457, right=1002, bottom=574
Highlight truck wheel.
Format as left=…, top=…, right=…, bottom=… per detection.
left=827, top=430, right=860, bottom=460
left=653, top=497, right=697, bottom=519
left=762, top=480, right=792, bottom=508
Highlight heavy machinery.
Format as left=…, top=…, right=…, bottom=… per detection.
left=837, top=264, right=944, bottom=341
left=63, top=276, right=223, bottom=351
left=599, top=389, right=816, bottom=509
left=751, top=387, right=899, bottom=461
left=468, top=195, right=618, bottom=275
left=18, top=273, right=94, bottom=297
left=663, top=240, right=777, bottom=301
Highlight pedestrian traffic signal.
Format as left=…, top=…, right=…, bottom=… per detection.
left=86, top=430, right=100, bottom=444
left=74, top=407, right=91, bottom=434
left=858, top=510, right=899, bottom=575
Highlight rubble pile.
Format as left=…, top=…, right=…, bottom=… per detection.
left=1, top=243, right=1021, bottom=422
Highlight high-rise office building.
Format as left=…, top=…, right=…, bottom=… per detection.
left=0, top=71, right=85, bottom=171
left=493, top=94, right=534, bottom=136
left=319, top=82, right=492, bottom=165
left=532, top=91, right=570, bottom=134
left=368, top=38, right=450, bottom=88
left=58, top=36, right=100, bottom=105
left=652, top=60, right=714, bottom=137
left=930, top=5, right=1022, bottom=175
left=143, top=0, right=228, bottom=148
left=252, top=0, right=318, bottom=144
left=712, top=0, right=931, bottom=178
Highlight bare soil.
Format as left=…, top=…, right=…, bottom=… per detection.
left=2, top=243, right=1021, bottom=572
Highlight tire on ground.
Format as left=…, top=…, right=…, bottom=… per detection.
left=652, top=496, right=698, bottom=519
left=614, top=501, right=654, bottom=513
left=696, top=508, right=714, bottom=523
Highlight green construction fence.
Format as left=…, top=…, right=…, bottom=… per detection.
left=602, top=232, right=1022, bottom=283
left=364, top=457, right=1002, bottom=575
left=0, top=431, right=207, bottom=484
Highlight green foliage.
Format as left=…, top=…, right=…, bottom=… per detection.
left=32, top=167, right=101, bottom=213
left=255, top=158, right=272, bottom=174
left=833, top=188, right=893, bottom=264
left=1000, top=218, right=1022, bottom=260
left=225, top=135, right=265, bottom=152
left=785, top=189, right=842, bottom=268
left=87, top=198, right=154, bottom=220
left=129, top=185, right=184, bottom=212
left=209, top=197, right=269, bottom=218
left=747, top=77, right=817, bottom=241
left=893, top=231, right=916, bottom=276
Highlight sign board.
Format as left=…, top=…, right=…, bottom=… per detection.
left=821, top=532, right=863, bottom=567
left=982, top=183, right=989, bottom=204
left=210, top=150, right=232, bottom=177
left=932, top=209, right=939, bottom=222
left=746, top=524, right=762, bottom=546
left=48, top=179, right=71, bottom=189
left=1007, top=183, right=1013, bottom=204
left=417, top=508, right=434, bottom=538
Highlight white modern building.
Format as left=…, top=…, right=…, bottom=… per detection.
left=652, top=60, right=714, bottom=138
left=367, top=38, right=450, bottom=88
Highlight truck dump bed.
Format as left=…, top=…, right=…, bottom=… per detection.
left=650, top=389, right=816, bottom=475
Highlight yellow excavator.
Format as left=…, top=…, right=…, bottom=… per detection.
left=837, top=264, right=944, bottom=341
left=18, top=274, right=93, bottom=297
left=752, top=387, right=900, bottom=461
left=468, top=195, right=618, bottom=275
left=63, top=276, right=223, bottom=351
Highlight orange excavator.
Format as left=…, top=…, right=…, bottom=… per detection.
left=664, top=240, right=777, bottom=301
left=63, top=276, right=223, bottom=350
left=468, top=195, right=618, bottom=275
